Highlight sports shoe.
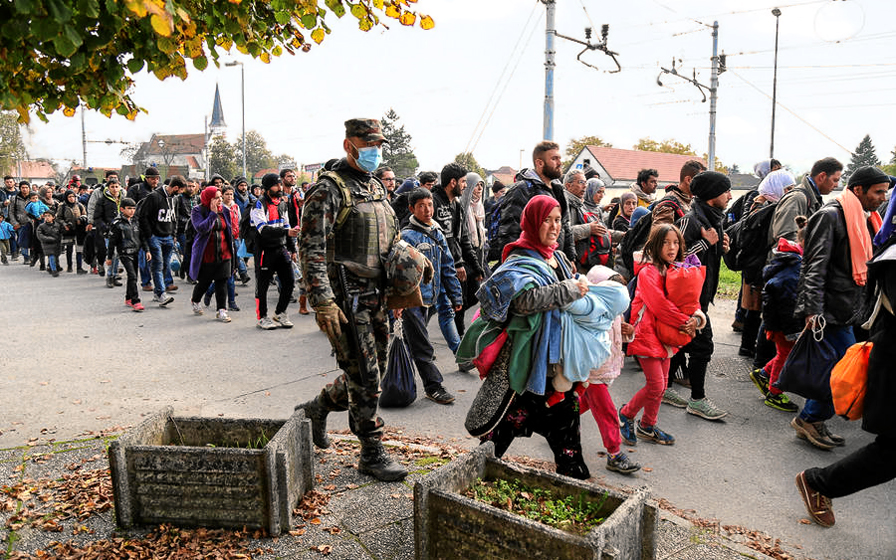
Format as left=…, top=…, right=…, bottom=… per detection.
left=228, top=301, right=240, bottom=312
left=791, top=417, right=835, bottom=450
left=106, top=276, right=115, bottom=288
left=216, top=309, right=232, bottom=323
left=796, top=471, right=835, bottom=527
left=273, top=312, right=294, bottom=328
left=606, top=452, right=641, bottom=474
left=618, top=408, right=636, bottom=446
left=687, top=398, right=729, bottom=420
left=191, top=301, right=204, bottom=315
left=239, top=272, right=251, bottom=285
left=113, top=277, right=123, bottom=286
left=152, top=292, right=174, bottom=307
left=426, top=386, right=455, bottom=405
left=817, top=422, right=845, bottom=447
left=749, top=368, right=771, bottom=399
left=764, top=392, right=799, bottom=412
left=257, top=316, right=277, bottom=330
left=132, top=302, right=145, bottom=312
left=662, top=388, right=688, bottom=408
left=636, top=422, right=675, bottom=445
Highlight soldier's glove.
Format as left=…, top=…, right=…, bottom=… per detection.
left=315, top=301, right=348, bottom=340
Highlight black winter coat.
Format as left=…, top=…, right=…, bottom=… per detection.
left=677, top=200, right=725, bottom=311
left=761, top=246, right=803, bottom=337
left=93, top=190, right=121, bottom=234
left=431, top=185, right=483, bottom=278
left=862, top=243, right=896, bottom=436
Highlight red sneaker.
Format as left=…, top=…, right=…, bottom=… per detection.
left=132, top=302, right=145, bottom=312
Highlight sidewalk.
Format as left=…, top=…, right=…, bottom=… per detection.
left=0, top=429, right=781, bottom=559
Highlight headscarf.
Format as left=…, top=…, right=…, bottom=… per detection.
left=462, top=172, right=486, bottom=248
left=584, top=178, right=605, bottom=212
left=200, top=186, right=219, bottom=207
left=754, top=159, right=773, bottom=180
left=630, top=206, right=650, bottom=227
left=395, top=179, right=418, bottom=195
left=758, top=169, right=796, bottom=202
left=502, top=195, right=560, bottom=262
left=618, top=192, right=637, bottom=216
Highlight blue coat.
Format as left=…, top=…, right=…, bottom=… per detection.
left=189, top=205, right=234, bottom=280
left=400, top=219, right=462, bottom=308
left=762, top=243, right=803, bottom=338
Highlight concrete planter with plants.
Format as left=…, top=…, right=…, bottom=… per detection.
left=414, top=442, right=656, bottom=560
left=108, top=406, right=313, bottom=536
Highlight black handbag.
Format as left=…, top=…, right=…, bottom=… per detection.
left=379, top=322, right=418, bottom=408
left=773, top=319, right=837, bottom=401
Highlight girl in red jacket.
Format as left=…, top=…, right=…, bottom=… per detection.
left=619, top=224, right=700, bottom=446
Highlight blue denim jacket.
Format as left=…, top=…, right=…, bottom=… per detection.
left=401, top=220, right=462, bottom=308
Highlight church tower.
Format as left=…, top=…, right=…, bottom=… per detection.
left=209, top=84, right=227, bottom=139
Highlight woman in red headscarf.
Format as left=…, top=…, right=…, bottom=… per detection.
left=189, top=186, right=234, bottom=323
left=466, top=195, right=592, bottom=479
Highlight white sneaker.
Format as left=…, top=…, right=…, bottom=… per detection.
left=216, top=309, right=231, bottom=323
left=273, top=312, right=294, bottom=328
left=257, top=316, right=276, bottom=330
left=191, top=301, right=204, bottom=315
left=153, top=292, right=174, bottom=306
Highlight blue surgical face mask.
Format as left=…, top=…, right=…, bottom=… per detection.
left=355, top=145, right=382, bottom=173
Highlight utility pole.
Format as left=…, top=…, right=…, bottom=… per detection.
left=770, top=8, right=782, bottom=159
left=708, top=21, right=719, bottom=170
left=81, top=105, right=87, bottom=167
left=543, top=0, right=556, bottom=141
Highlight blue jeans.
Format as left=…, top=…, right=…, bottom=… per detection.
left=47, top=254, right=58, bottom=272
left=147, top=235, right=175, bottom=296
left=428, top=292, right=460, bottom=354
left=17, top=223, right=30, bottom=259
left=138, top=249, right=152, bottom=286
left=104, top=239, right=119, bottom=279
left=206, top=273, right=236, bottom=303
left=800, top=324, right=855, bottom=423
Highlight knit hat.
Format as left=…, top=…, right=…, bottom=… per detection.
left=64, top=189, right=76, bottom=199
left=232, top=176, right=248, bottom=188
left=847, top=166, right=890, bottom=189
left=491, top=180, right=506, bottom=194
left=200, top=186, right=219, bottom=207
left=121, top=197, right=137, bottom=208
left=144, top=167, right=160, bottom=177
left=690, top=171, right=731, bottom=201
left=261, top=173, right=281, bottom=190
left=586, top=265, right=617, bottom=284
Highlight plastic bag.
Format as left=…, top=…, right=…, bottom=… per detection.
left=773, top=319, right=837, bottom=401
left=237, top=239, right=251, bottom=259
left=379, top=321, right=418, bottom=408
left=830, top=341, right=872, bottom=420
left=655, top=263, right=705, bottom=348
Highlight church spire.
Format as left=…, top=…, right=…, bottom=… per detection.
left=209, top=84, right=227, bottom=137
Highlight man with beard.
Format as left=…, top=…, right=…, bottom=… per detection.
left=375, top=166, right=396, bottom=201
left=487, top=141, right=574, bottom=264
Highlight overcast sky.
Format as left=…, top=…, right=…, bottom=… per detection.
left=22, top=0, right=896, bottom=179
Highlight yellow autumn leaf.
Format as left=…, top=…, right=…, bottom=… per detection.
left=398, top=11, right=416, bottom=26
left=385, top=4, right=399, bottom=18
left=124, top=0, right=147, bottom=18
left=272, top=45, right=283, bottom=56
left=62, top=107, right=76, bottom=117
left=151, top=14, right=173, bottom=36
left=373, top=0, right=384, bottom=9
left=311, top=28, right=325, bottom=44
left=358, top=17, right=372, bottom=31
left=260, top=52, right=271, bottom=63
left=420, top=14, right=434, bottom=29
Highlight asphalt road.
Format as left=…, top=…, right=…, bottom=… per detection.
left=1, top=262, right=893, bottom=559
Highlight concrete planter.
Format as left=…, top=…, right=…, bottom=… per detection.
left=108, top=406, right=313, bottom=536
left=414, top=443, right=656, bottom=560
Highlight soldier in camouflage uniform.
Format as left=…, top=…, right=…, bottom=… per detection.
left=295, top=118, right=407, bottom=482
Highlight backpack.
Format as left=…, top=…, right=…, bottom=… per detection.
left=619, top=196, right=685, bottom=279
left=239, top=206, right=257, bottom=254
left=723, top=202, right=777, bottom=272
left=577, top=210, right=612, bottom=269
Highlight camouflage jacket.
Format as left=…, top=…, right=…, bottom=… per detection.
left=300, top=158, right=394, bottom=308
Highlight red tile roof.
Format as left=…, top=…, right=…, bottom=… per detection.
left=146, top=134, right=206, bottom=155
left=488, top=166, right=517, bottom=187
left=8, top=160, right=55, bottom=179
left=254, top=168, right=277, bottom=179
left=584, top=146, right=706, bottom=184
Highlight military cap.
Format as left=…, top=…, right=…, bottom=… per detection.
left=344, top=118, right=389, bottom=143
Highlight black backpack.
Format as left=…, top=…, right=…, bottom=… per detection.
left=723, top=202, right=777, bottom=272
left=619, top=212, right=653, bottom=279
left=239, top=204, right=257, bottom=255
left=577, top=210, right=613, bottom=270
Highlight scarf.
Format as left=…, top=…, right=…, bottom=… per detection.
left=758, top=169, right=796, bottom=202
left=502, top=194, right=559, bottom=262
left=630, top=183, right=655, bottom=204
left=837, top=188, right=882, bottom=286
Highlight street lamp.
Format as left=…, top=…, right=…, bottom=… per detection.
left=224, top=61, right=247, bottom=180
left=770, top=8, right=781, bottom=159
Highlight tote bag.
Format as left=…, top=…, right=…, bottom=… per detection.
left=773, top=319, right=838, bottom=401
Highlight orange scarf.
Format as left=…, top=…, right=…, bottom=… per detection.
left=837, top=188, right=882, bottom=286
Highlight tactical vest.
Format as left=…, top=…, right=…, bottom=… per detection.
left=322, top=170, right=398, bottom=279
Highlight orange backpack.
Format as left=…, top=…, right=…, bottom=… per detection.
left=830, top=341, right=873, bottom=420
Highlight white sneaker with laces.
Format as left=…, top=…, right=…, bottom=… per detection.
left=273, top=312, right=294, bottom=328
left=216, top=309, right=231, bottom=323
left=192, top=301, right=203, bottom=315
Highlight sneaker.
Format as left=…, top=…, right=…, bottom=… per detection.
left=166, top=284, right=178, bottom=291
left=216, top=309, right=232, bottom=323
left=106, top=276, right=115, bottom=288
left=152, top=292, right=174, bottom=307
left=132, top=302, right=145, bottom=312
left=686, top=397, right=729, bottom=421
left=795, top=471, right=835, bottom=527
left=77, top=268, right=87, bottom=274
left=191, top=301, right=204, bottom=315
left=618, top=408, right=637, bottom=446
left=273, top=312, right=294, bottom=328
left=257, top=316, right=277, bottom=330
left=662, top=388, right=688, bottom=408
left=239, top=273, right=251, bottom=285
left=636, top=422, right=675, bottom=445
left=425, top=386, right=455, bottom=404
left=125, top=299, right=133, bottom=308
left=606, top=452, right=641, bottom=474
left=817, top=422, right=845, bottom=447
left=458, top=361, right=476, bottom=373
left=764, top=392, right=799, bottom=412
left=790, top=417, right=835, bottom=450
left=203, top=293, right=212, bottom=307
left=113, top=277, right=123, bottom=286
left=731, top=320, right=743, bottom=333
left=749, top=368, right=771, bottom=399
left=228, top=301, right=240, bottom=312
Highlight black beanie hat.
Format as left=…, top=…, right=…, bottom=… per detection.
left=261, top=173, right=281, bottom=190
left=690, top=171, right=731, bottom=201
left=847, top=166, right=890, bottom=190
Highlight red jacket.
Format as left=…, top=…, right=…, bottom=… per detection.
left=627, top=264, right=692, bottom=358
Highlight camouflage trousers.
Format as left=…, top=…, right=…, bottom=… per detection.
left=318, top=291, right=390, bottom=439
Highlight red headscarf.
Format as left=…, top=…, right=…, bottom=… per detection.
left=501, top=194, right=560, bottom=262
left=200, top=186, right=219, bottom=207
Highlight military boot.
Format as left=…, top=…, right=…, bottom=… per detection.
left=358, top=437, right=408, bottom=482
left=295, top=398, right=331, bottom=449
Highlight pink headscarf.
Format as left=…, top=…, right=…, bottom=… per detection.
left=502, top=195, right=560, bottom=262
left=200, top=186, right=219, bottom=207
